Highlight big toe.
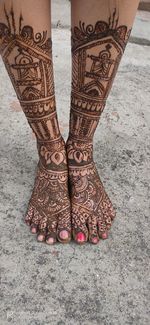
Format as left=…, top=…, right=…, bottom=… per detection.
left=73, top=225, right=88, bottom=244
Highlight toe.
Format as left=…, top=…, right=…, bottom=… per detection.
left=30, top=224, right=38, bottom=234
left=72, top=210, right=88, bottom=244
left=75, top=231, right=86, bottom=243
left=30, top=210, right=42, bottom=234
left=46, top=236, right=56, bottom=245
left=59, top=230, right=70, bottom=241
left=46, top=220, right=57, bottom=245
left=98, top=217, right=108, bottom=240
left=25, top=206, right=34, bottom=225
left=57, top=209, right=71, bottom=243
left=37, top=216, right=48, bottom=242
left=101, top=198, right=116, bottom=221
left=101, top=231, right=108, bottom=239
left=73, top=224, right=88, bottom=244
left=88, top=216, right=99, bottom=244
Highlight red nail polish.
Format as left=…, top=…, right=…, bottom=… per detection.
left=76, top=232, right=85, bottom=242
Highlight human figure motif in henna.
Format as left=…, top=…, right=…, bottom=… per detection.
left=0, top=6, right=71, bottom=244
left=67, top=9, right=131, bottom=244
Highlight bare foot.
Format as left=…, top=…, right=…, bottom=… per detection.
left=25, top=138, right=71, bottom=244
left=67, top=139, right=116, bottom=244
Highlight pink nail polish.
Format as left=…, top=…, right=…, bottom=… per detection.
left=38, top=235, right=44, bottom=241
left=59, top=230, right=68, bottom=239
left=92, top=237, right=99, bottom=244
left=46, top=237, right=54, bottom=244
left=31, top=227, right=37, bottom=234
left=76, top=232, right=85, bottom=242
left=101, top=232, right=108, bottom=239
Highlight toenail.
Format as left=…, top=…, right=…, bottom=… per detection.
left=101, top=232, right=108, bottom=239
left=59, top=230, right=69, bottom=240
left=76, top=232, right=85, bottom=242
left=91, top=237, right=99, bottom=244
left=37, top=235, right=44, bottom=241
left=46, top=237, right=54, bottom=244
left=31, top=227, right=37, bottom=234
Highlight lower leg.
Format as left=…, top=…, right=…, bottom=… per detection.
left=68, top=0, right=139, bottom=244
left=0, top=0, right=71, bottom=244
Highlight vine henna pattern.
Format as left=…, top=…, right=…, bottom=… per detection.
left=0, top=7, right=71, bottom=243
left=68, top=10, right=130, bottom=243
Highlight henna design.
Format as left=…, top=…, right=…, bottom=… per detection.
left=67, top=11, right=130, bottom=242
left=0, top=7, right=71, bottom=243
left=67, top=144, right=116, bottom=239
left=37, top=137, right=67, bottom=171
left=69, top=9, right=131, bottom=141
left=67, top=139, right=93, bottom=166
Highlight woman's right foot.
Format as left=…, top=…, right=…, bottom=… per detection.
left=25, top=137, right=71, bottom=244
left=67, top=139, right=116, bottom=245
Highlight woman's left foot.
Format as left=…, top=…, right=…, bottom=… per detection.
left=67, top=139, right=116, bottom=244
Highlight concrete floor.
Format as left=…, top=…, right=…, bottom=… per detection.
left=0, top=3, right=150, bottom=325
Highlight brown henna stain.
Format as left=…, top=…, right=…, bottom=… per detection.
left=0, top=7, right=71, bottom=242
left=67, top=11, right=129, bottom=241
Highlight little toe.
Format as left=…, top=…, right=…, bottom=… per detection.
left=30, top=211, right=42, bottom=234
left=30, top=224, right=38, bottom=234
left=98, top=219, right=108, bottom=240
left=25, top=206, right=34, bottom=225
left=101, top=231, right=108, bottom=239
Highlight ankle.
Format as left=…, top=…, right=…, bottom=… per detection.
left=37, top=136, right=67, bottom=170
left=66, top=137, right=93, bottom=166
left=66, top=136, right=93, bottom=147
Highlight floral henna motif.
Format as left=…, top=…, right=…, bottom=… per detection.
left=0, top=7, right=71, bottom=243
left=68, top=10, right=128, bottom=243
left=37, top=137, right=67, bottom=171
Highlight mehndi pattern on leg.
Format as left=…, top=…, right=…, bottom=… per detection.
left=0, top=6, right=71, bottom=244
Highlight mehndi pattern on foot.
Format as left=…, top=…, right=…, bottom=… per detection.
left=67, top=139, right=116, bottom=244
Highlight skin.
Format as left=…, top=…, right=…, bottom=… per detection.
left=0, top=0, right=71, bottom=244
left=0, top=0, right=140, bottom=245
left=68, top=0, right=140, bottom=244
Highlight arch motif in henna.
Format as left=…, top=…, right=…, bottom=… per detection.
left=70, top=9, right=131, bottom=141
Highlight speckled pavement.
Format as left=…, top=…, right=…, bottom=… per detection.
left=0, top=28, right=150, bottom=325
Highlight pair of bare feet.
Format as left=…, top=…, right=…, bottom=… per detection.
left=25, top=137, right=116, bottom=245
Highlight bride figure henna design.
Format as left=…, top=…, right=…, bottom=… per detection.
left=0, top=6, right=71, bottom=244
left=67, top=9, right=131, bottom=244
